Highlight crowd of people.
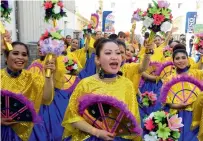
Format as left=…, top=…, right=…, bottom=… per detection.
left=1, top=22, right=203, bottom=141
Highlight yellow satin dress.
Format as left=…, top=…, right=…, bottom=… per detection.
left=192, top=93, right=203, bottom=141
left=62, top=76, right=141, bottom=141
left=1, top=69, right=53, bottom=141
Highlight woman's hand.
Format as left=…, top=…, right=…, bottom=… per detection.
left=93, top=128, right=115, bottom=141
left=44, top=58, right=56, bottom=74
left=1, top=30, right=12, bottom=50
left=1, top=118, right=17, bottom=126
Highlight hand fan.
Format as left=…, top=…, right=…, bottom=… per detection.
left=148, top=61, right=162, bottom=75
left=27, top=61, right=44, bottom=75
left=1, top=90, right=41, bottom=123
left=160, top=75, right=203, bottom=104
left=155, top=61, right=175, bottom=79
left=78, top=94, right=142, bottom=136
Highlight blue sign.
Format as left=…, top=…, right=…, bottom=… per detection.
left=185, top=12, right=197, bottom=33
left=102, top=11, right=113, bottom=32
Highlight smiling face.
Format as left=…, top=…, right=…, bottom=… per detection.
left=6, top=44, right=29, bottom=71
left=126, top=45, right=135, bottom=60
left=96, top=42, right=122, bottom=74
left=173, top=52, right=189, bottom=69
left=154, top=36, right=162, bottom=47
left=71, top=39, right=79, bottom=51
left=95, top=31, right=102, bottom=40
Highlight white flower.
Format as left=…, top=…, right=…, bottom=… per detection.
left=160, top=21, right=172, bottom=33
left=53, top=5, right=61, bottom=14
left=73, top=64, right=78, bottom=70
left=144, top=133, right=158, bottom=141
left=143, top=16, right=154, bottom=28
left=144, top=112, right=155, bottom=122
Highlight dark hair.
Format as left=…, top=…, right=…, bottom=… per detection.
left=93, top=37, right=106, bottom=48
left=173, top=43, right=186, bottom=52
left=4, top=41, right=30, bottom=58
left=108, top=34, right=118, bottom=40
left=95, top=39, right=118, bottom=57
left=144, top=32, right=149, bottom=39
left=118, top=31, right=126, bottom=38
left=116, top=39, right=126, bottom=49
left=172, top=49, right=188, bottom=60
left=66, top=35, right=71, bottom=38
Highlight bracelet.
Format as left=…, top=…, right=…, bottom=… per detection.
left=145, top=49, right=154, bottom=55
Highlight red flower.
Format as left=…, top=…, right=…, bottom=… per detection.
left=153, top=14, right=165, bottom=25
left=170, top=14, right=173, bottom=20
left=44, top=1, right=52, bottom=9
left=57, top=1, right=63, bottom=8
left=142, top=11, right=147, bottom=17
left=167, top=138, right=175, bottom=141
left=144, top=118, right=155, bottom=131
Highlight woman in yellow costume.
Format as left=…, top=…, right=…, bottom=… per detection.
left=62, top=38, right=142, bottom=141
left=1, top=41, right=55, bottom=141
left=28, top=42, right=80, bottom=141
left=160, top=44, right=203, bottom=141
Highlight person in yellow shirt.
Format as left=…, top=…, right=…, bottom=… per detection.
left=62, top=38, right=142, bottom=141
left=1, top=41, right=55, bottom=141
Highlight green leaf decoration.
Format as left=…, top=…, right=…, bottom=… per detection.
left=142, top=97, right=149, bottom=106
left=152, top=0, right=158, bottom=8
left=172, top=131, right=180, bottom=139
left=148, top=7, right=161, bottom=15
left=154, top=111, right=166, bottom=123
left=162, top=8, right=170, bottom=19
left=50, top=32, right=62, bottom=39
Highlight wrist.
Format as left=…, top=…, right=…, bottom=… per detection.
left=91, top=128, right=99, bottom=138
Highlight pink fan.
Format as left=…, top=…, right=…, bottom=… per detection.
left=78, top=94, right=142, bottom=136
left=160, top=75, right=203, bottom=104
left=1, top=90, right=41, bottom=123
left=155, top=61, right=175, bottom=79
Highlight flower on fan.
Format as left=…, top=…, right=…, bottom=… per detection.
left=160, top=21, right=172, bottom=32
left=142, top=11, right=147, bottom=17
left=40, top=30, right=49, bottom=40
left=44, top=1, right=52, bottom=9
left=144, top=118, right=155, bottom=131
left=57, top=1, right=63, bottom=8
left=167, top=114, right=184, bottom=131
left=158, top=0, right=170, bottom=8
left=154, top=111, right=166, bottom=123
left=156, top=123, right=171, bottom=140
left=153, top=14, right=165, bottom=25
left=143, top=16, right=154, bottom=28
left=53, top=5, right=60, bottom=14
left=170, top=14, right=173, bottom=20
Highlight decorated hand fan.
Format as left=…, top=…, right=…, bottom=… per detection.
left=155, top=61, right=175, bottom=79
left=160, top=75, right=203, bottom=104
left=148, top=61, right=162, bottom=75
left=1, top=90, right=41, bottom=123
left=27, top=62, right=44, bottom=75
left=78, top=94, right=142, bottom=136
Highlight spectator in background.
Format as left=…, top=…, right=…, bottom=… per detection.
left=70, top=38, right=79, bottom=52
left=179, top=34, right=186, bottom=46
left=189, top=35, right=194, bottom=57
left=95, top=31, right=102, bottom=40
left=65, top=35, right=72, bottom=46
left=168, top=40, right=180, bottom=48
left=104, top=33, right=109, bottom=39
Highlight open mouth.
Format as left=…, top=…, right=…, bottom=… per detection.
left=15, top=61, right=24, bottom=66
left=109, top=62, right=119, bottom=69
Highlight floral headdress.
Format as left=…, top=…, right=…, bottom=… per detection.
left=39, top=27, right=64, bottom=56
left=43, top=0, right=67, bottom=22
left=0, top=0, right=12, bottom=22
left=143, top=111, right=183, bottom=141
left=194, top=33, right=203, bottom=52
left=63, top=57, right=78, bottom=75
left=163, top=45, right=173, bottom=57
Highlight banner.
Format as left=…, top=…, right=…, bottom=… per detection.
left=194, top=24, right=203, bottom=34
left=102, top=11, right=115, bottom=33
left=185, top=12, right=197, bottom=33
